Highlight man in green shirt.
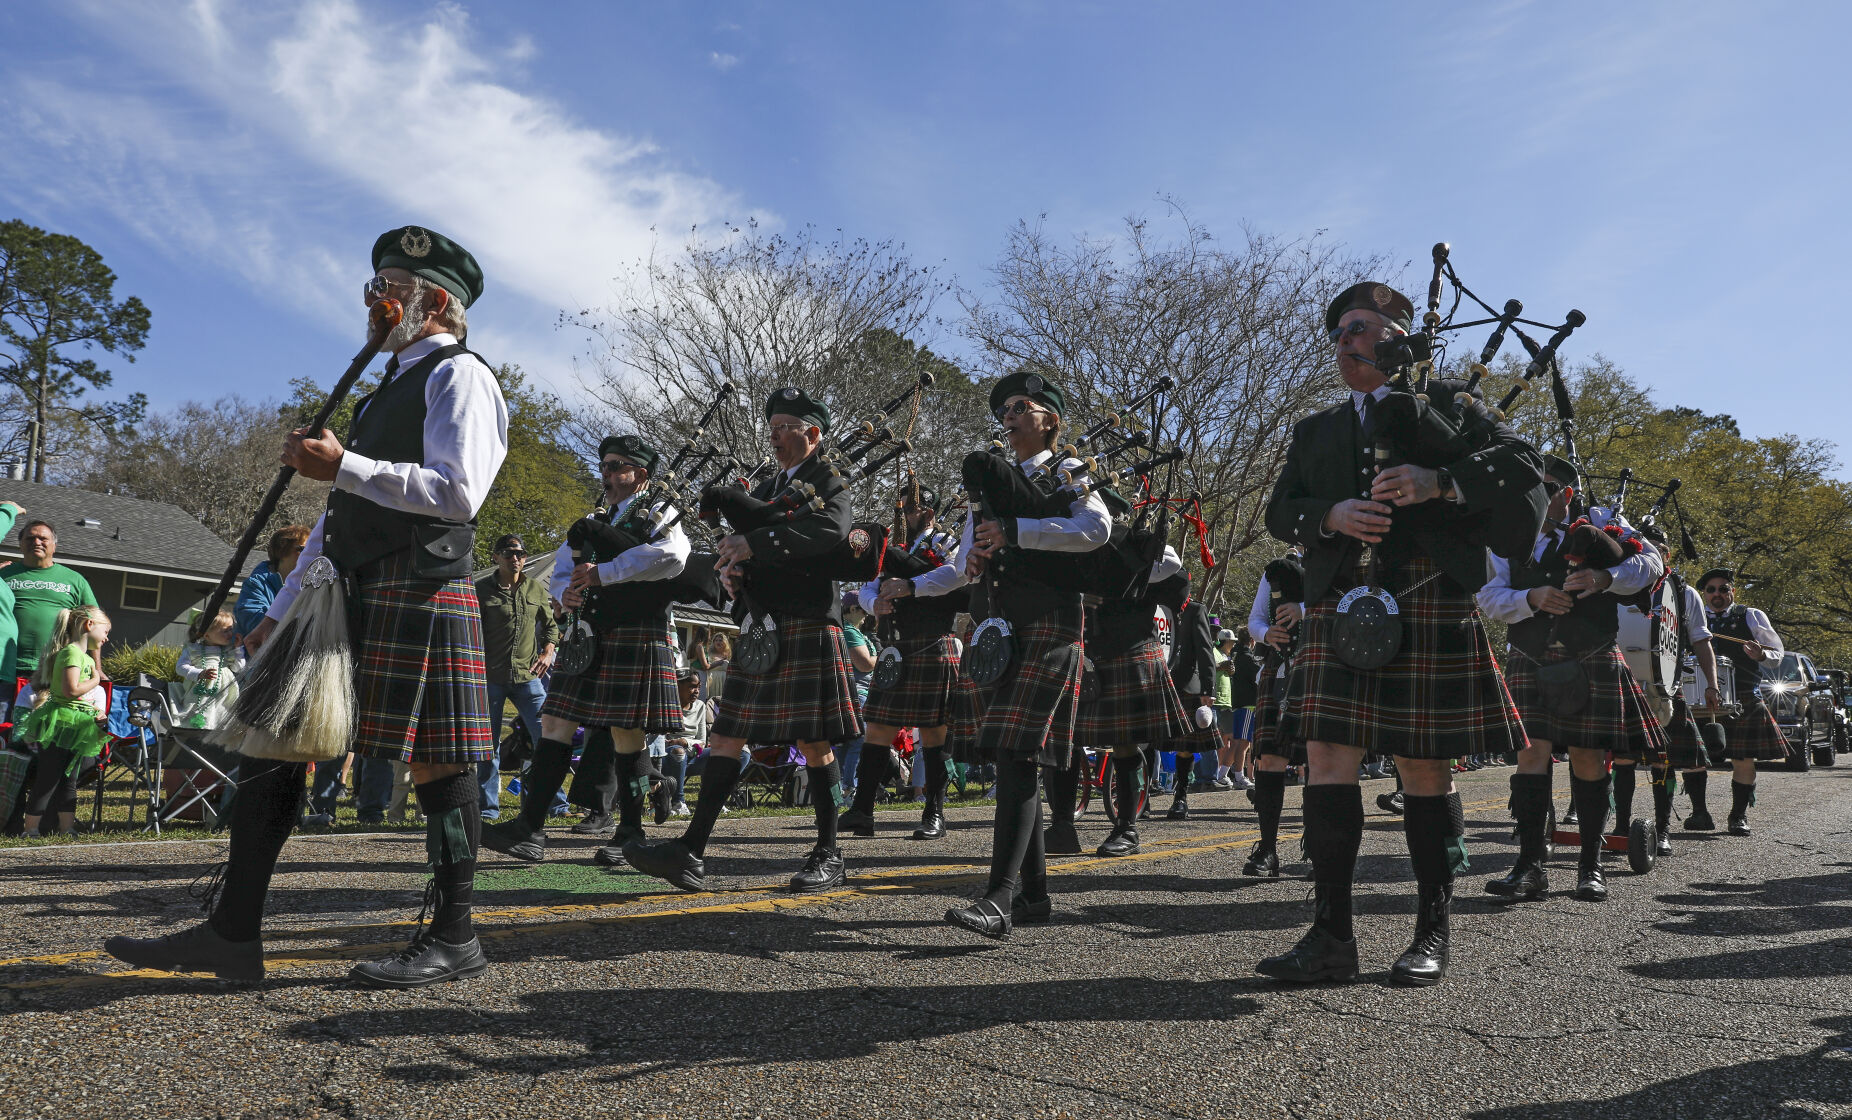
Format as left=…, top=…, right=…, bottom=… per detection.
left=3, top=519, right=98, bottom=678
left=473, top=534, right=559, bottom=822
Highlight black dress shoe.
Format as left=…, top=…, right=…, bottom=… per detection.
left=1255, top=925, right=1360, bottom=984
left=1562, top=802, right=1580, bottom=826
left=1044, top=820, right=1082, bottom=855
left=1166, top=796, right=1189, bottom=821
left=1012, top=894, right=1052, bottom=924
left=790, top=845, right=846, bottom=893
left=611, top=823, right=647, bottom=847
left=481, top=821, right=546, bottom=862
left=1684, top=808, right=1715, bottom=831
left=1484, top=861, right=1548, bottom=901
left=946, top=897, right=1012, bottom=939
left=622, top=837, right=707, bottom=891
left=1727, top=815, right=1751, bottom=837
left=1241, top=845, right=1280, bottom=878
left=836, top=808, right=876, bottom=838
left=912, top=810, right=946, bottom=840
left=349, top=933, right=488, bottom=989
left=1575, top=867, right=1608, bottom=901
left=1377, top=790, right=1404, bottom=815
left=570, top=811, right=614, bottom=835
left=1655, top=829, right=1673, bottom=856
left=1096, top=826, right=1140, bottom=857
left=1390, top=885, right=1451, bottom=987
left=103, top=922, right=264, bottom=982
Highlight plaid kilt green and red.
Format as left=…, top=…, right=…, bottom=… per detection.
left=1504, top=644, right=1669, bottom=761
left=862, top=633, right=962, bottom=729
left=1171, top=706, right=1221, bottom=750
left=1280, top=557, right=1526, bottom=760
left=972, top=605, right=1084, bottom=768
left=351, top=550, right=493, bottom=765
left=1076, top=639, right=1189, bottom=747
left=1252, top=659, right=1300, bottom=761
left=1662, top=696, right=1710, bottom=769
left=1719, top=696, right=1789, bottom=761
left=541, top=622, right=683, bottom=733
left=712, top=615, right=863, bottom=745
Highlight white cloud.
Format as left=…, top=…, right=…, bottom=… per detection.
left=709, top=51, right=741, bottom=72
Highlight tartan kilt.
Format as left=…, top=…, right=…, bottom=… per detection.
left=1281, top=557, right=1527, bottom=760
left=862, top=633, right=961, bottom=729
left=1076, top=639, right=1191, bottom=747
left=1719, top=696, right=1789, bottom=761
left=1504, top=644, right=1669, bottom=762
left=712, top=616, right=863, bottom=746
left=1661, top=696, right=1710, bottom=770
left=972, top=605, right=1083, bottom=768
left=1252, top=662, right=1302, bottom=762
left=351, top=550, right=493, bottom=765
left=1171, top=708, right=1221, bottom=750
left=541, top=622, right=682, bottom=733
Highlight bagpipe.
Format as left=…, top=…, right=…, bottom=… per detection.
left=698, top=373, right=935, bottom=582
left=1261, top=553, right=1305, bottom=660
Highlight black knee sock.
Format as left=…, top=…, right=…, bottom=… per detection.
left=811, top=761, right=842, bottom=846
left=1651, top=766, right=1673, bottom=832
left=1571, top=774, right=1611, bottom=869
left=1511, top=772, right=1553, bottom=864
left=1301, top=784, right=1364, bottom=940
left=567, top=727, right=617, bottom=814
left=208, top=759, right=307, bottom=943
left=1173, top=754, right=1194, bottom=797
left=1686, top=768, right=1709, bottom=813
left=519, top=738, right=576, bottom=831
left=415, top=770, right=480, bottom=945
left=922, top=746, right=949, bottom=807
left=1612, top=765, right=1637, bottom=832
left=613, top=748, right=647, bottom=834
left=1043, top=756, right=1080, bottom=827
left=1444, top=789, right=1470, bottom=875
left=1401, top=794, right=1455, bottom=891
left=1020, top=796, right=1049, bottom=903
left=682, top=754, right=743, bottom=856
left=1112, top=752, right=1143, bottom=828
left=1253, top=769, right=1287, bottom=854
left=1731, top=779, right=1755, bottom=819
left=984, top=754, right=1041, bottom=905
left=849, top=741, right=888, bottom=815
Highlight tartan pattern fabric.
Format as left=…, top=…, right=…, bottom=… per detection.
left=971, top=605, right=1083, bottom=768
left=1172, top=710, right=1221, bottom=748
left=1280, top=556, right=1527, bottom=761
left=1252, top=662, right=1302, bottom=762
left=1718, top=697, right=1789, bottom=761
left=862, top=633, right=963, bottom=729
left=1504, top=644, right=1669, bottom=761
left=541, top=622, right=683, bottom=732
left=712, top=615, right=863, bottom=745
left=1076, top=639, right=1189, bottom=746
left=1662, top=696, right=1710, bottom=770
left=351, top=550, right=493, bottom=765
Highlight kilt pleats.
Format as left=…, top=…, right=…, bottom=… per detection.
left=352, top=552, right=493, bottom=765
left=1504, top=644, right=1669, bottom=761
left=1075, top=639, right=1190, bottom=746
left=542, top=622, right=683, bottom=733
left=712, top=616, right=863, bottom=745
left=971, top=606, right=1083, bottom=768
left=862, top=633, right=963, bottom=729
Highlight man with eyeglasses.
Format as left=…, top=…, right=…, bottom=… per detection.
left=482, top=435, right=690, bottom=865
left=1692, top=567, right=1786, bottom=835
left=107, top=225, right=508, bottom=987
left=1257, top=281, right=1543, bottom=986
left=626, top=387, right=863, bottom=894
left=472, top=534, right=558, bottom=824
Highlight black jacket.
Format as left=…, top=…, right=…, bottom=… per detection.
left=1265, top=396, right=1545, bottom=603
left=738, top=450, right=853, bottom=621
left=1170, top=598, right=1217, bottom=700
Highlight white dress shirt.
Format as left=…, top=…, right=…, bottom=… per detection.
left=548, top=489, right=691, bottom=602
left=1248, top=574, right=1304, bottom=680
left=1708, top=604, right=1783, bottom=662
left=957, top=448, right=1112, bottom=559
left=1475, top=510, right=1665, bottom=628
left=1680, top=583, right=1713, bottom=645
left=269, top=333, right=509, bottom=621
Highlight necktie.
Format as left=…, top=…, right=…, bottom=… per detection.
left=380, top=354, right=400, bottom=385
left=1359, top=393, right=1378, bottom=440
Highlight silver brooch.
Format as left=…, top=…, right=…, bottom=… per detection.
left=400, top=228, right=432, bottom=258
left=1025, top=374, right=1044, bottom=393
left=302, top=555, right=340, bottom=589
left=781, top=387, right=799, bottom=399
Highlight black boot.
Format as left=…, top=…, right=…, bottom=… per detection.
left=950, top=754, right=1040, bottom=940
left=1486, top=773, right=1551, bottom=901
left=1684, top=768, right=1714, bottom=830
left=1258, top=785, right=1362, bottom=984
left=1394, top=795, right=1455, bottom=986
left=1241, top=845, right=1280, bottom=878
left=912, top=745, right=949, bottom=840
left=1651, top=767, right=1674, bottom=856
left=619, top=754, right=742, bottom=885
left=1392, top=882, right=1451, bottom=986
left=1728, top=780, right=1754, bottom=836
left=352, top=771, right=488, bottom=988
left=1572, top=771, right=1611, bottom=869
left=610, top=748, right=650, bottom=847
left=1097, top=753, right=1142, bottom=856
left=1256, top=882, right=1360, bottom=983
left=790, top=844, right=846, bottom=893
left=1252, top=769, right=1286, bottom=869
left=1168, top=753, right=1192, bottom=820
left=103, top=920, right=266, bottom=982
left=483, top=738, right=573, bottom=861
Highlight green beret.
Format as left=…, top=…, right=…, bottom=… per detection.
left=988, top=370, right=1066, bottom=418
left=1325, top=282, right=1414, bottom=334
left=372, top=225, right=484, bottom=309
left=598, top=434, right=661, bottom=476
left=1697, top=568, right=1735, bottom=589
left=764, top=386, right=831, bottom=434
left=1543, top=455, right=1579, bottom=485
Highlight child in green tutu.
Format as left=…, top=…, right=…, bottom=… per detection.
left=19, top=605, right=111, bottom=838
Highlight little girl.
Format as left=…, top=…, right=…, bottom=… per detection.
left=19, top=605, right=111, bottom=839
left=176, top=609, right=245, bottom=732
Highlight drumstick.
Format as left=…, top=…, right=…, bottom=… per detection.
left=1708, top=633, right=1761, bottom=649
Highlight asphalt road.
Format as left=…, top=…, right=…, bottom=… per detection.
left=3, top=764, right=1851, bottom=1119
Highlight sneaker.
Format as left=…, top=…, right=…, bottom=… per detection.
left=1229, top=773, right=1253, bottom=791
left=302, top=812, right=334, bottom=829
left=1210, top=776, right=1234, bottom=791
left=670, top=801, right=691, bottom=817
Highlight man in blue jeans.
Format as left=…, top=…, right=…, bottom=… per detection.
left=474, top=534, right=559, bottom=822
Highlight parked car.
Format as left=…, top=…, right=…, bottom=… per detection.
left=1822, top=668, right=1850, bottom=756
left=1760, top=652, right=1837, bottom=770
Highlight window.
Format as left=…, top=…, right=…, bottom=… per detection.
left=121, top=573, right=162, bottom=613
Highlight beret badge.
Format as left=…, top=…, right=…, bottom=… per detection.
left=400, top=228, right=433, bottom=258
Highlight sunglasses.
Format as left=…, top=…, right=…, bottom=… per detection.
left=500, top=549, right=528, bottom=558
left=1702, top=584, right=1731, bottom=594
left=599, top=459, right=637, bottom=474
left=1328, top=319, right=1387, bottom=344
left=994, top=399, right=1044, bottom=422
left=363, top=275, right=415, bottom=303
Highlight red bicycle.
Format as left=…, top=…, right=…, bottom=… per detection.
left=1072, top=747, right=1152, bottom=824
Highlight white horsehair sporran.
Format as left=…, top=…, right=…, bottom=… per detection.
left=212, top=555, right=356, bottom=763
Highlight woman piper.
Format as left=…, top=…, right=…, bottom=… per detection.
left=946, top=370, right=1110, bottom=938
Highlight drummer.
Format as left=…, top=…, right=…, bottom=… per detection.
left=1695, top=568, right=1787, bottom=836
left=1638, top=524, right=1723, bottom=849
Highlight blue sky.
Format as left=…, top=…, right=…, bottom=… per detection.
left=3, top=1, right=1846, bottom=471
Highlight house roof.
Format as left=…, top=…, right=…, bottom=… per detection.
left=0, top=480, right=247, bottom=583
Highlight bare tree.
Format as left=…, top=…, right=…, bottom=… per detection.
left=565, top=222, right=991, bottom=527
left=962, top=204, right=1398, bottom=609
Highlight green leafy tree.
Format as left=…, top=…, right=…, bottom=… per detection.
left=474, top=363, right=599, bottom=566
left=0, top=219, right=150, bottom=480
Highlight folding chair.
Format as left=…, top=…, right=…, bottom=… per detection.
left=121, top=681, right=238, bottom=833
left=730, top=743, right=803, bottom=809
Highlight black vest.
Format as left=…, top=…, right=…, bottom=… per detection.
left=322, top=344, right=478, bottom=579
left=1708, top=604, right=1764, bottom=698
left=978, top=469, right=1083, bottom=626
left=581, top=501, right=679, bottom=631
left=1507, top=532, right=1620, bottom=659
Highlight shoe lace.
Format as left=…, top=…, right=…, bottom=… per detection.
left=188, top=861, right=228, bottom=916
left=803, top=846, right=831, bottom=871
left=394, top=880, right=440, bottom=961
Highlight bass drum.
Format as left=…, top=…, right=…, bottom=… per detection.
left=1619, top=579, right=1680, bottom=699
